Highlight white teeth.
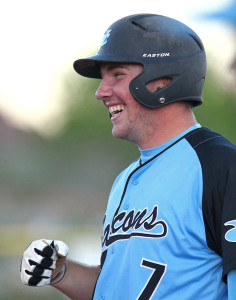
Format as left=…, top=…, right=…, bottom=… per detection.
left=109, top=105, right=125, bottom=115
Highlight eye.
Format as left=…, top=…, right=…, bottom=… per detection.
left=114, top=72, right=124, bottom=77
left=113, top=71, right=126, bottom=80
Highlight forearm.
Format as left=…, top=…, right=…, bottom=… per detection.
left=52, top=259, right=100, bottom=300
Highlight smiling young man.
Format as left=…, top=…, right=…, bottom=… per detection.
left=96, top=63, right=194, bottom=149
left=97, top=63, right=146, bottom=144
left=20, top=14, right=236, bottom=299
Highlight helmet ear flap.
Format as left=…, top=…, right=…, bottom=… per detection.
left=129, top=71, right=175, bottom=109
left=129, top=49, right=206, bottom=109
left=145, top=78, right=172, bottom=93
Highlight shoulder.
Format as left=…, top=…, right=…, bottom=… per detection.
left=185, top=127, right=236, bottom=169
left=188, top=128, right=236, bottom=257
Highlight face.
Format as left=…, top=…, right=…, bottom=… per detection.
left=95, top=63, right=153, bottom=146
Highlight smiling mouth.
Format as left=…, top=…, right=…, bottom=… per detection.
left=109, top=105, right=125, bottom=118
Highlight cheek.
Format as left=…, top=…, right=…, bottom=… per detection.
left=127, top=103, right=145, bottom=126
left=114, top=82, right=131, bottom=99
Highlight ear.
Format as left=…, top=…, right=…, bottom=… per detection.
left=146, top=77, right=172, bottom=93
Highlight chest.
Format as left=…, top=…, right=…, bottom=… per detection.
left=102, top=147, right=204, bottom=252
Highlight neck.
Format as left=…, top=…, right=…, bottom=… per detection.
left=138, top=103, right=197, bottom=150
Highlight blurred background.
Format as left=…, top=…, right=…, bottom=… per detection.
left=0, top=0, right=235, bottom=299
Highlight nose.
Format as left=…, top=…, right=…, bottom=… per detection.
left=95, top=78, right=112, bottom=101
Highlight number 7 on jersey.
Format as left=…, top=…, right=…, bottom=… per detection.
left=137, top=259, right=167, bottom=300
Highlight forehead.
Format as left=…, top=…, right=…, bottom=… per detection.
left=100, top=62, right=143, bottom=75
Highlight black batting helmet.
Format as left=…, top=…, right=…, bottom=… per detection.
left=73, top=14, right=207, bottom=108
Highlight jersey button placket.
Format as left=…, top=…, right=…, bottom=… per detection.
left=123, top=202, right=130, bottom=210
left=110, top=245, right=115, bottom=254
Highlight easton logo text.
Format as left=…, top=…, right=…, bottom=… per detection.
left=143, top=53, right=170, bottom=58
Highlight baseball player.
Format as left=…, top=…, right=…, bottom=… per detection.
left=20, top=14, right=236, bottom=299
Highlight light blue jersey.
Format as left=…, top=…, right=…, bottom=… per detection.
left=93, top=125, right=236, bottom=299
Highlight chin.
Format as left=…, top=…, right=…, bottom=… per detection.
left=112, top=130, right=135, bottom=144
left=112, top=127, right=127, bottom=140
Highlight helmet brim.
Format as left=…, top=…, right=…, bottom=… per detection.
left=73, top=55, right=142, bottom=79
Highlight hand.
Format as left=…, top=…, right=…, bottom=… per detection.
left=20, top=239, right=69, bottom=287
